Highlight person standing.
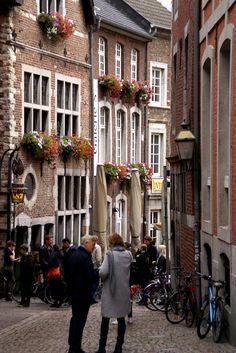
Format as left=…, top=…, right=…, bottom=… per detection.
left=3, top=240, right=16, bottom=301
left=95, top=233, right=132, bottom=353
left=19, top=244, right=34, bottom=307
left=91, top=235, right=102, bottom=304
left=61, top=238, right=76, bottom=285
left=39, top=235, right=53, bottom=281
left=143, top=235, right=157, bottom=272
left=47, top=244, right=64, bottom=308
left=67, top=235, right=96, bottom=353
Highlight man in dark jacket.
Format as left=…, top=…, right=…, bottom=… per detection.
left=144, top=235, right=157, bottom=270
left=39, top=235, right=53, bottom=281
left=19, top=244, right=34, bottom=307
left=61, top=238, right=76, bottom=284
left=67, top=235, right=95, bottom=353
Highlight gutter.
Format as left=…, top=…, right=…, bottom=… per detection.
left=193, top=0, right=201, bottom=311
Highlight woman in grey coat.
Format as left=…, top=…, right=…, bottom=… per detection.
left=95, top=233, right=132, bottom=353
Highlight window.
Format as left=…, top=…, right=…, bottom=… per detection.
left=149, top=123, right=166, bottom=177
left=57, top=174, right=87, bottom=246
left=115, top=43, right=122, bottom=79
left=23, top=67, right=50, bottom=133
left=39, top=0, right=64, bottom=13
left=56, top=75, right=80, bottom=136
left=150, top=62, right=168, bottom=107
left=131, top=49, right=138, bottom=81
left=99, top=37, right=106, bottom=76
left=149, top=210, right=161, bottom=245
left=151, top=134, right=161, bottom=175
left=99, top=107, right=111, bottom=163
left=220, top=253, right=230, bottom=306
left=115, top=194, right=127, bottom=238
left=131, top=112, right=141, bottom=163
left=25, top=173, right=35, bottom=201
left=116, top=109, right=126, bottom=163
left=173, top=0, right=178, bottom=20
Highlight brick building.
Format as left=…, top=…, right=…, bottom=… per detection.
left=125, top=0, right=171, bottom=249
left=92, top=0, right=154, bottom=245
left=170, top=0, right=236, bottom=344
left=0, top=0, right=95, bottom=254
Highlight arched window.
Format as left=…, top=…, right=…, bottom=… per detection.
left=99, top=106, right=111, bottom=163
left=131, top=112, right=141, bottom=163
left=99, top=37, right=106, bottom=76
left=131, top=49, right=138, bottom=81
left=204, top=243, right=212, bottom=276
left=116, top=109, right=126, bottom=163
left=115, top=43, right=122, bottom=79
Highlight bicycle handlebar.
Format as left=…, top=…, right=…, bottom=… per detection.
left=196, top=272, right=225, bottom=285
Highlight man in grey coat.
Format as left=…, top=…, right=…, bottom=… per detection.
left=95, top=233, right=132, bottom=353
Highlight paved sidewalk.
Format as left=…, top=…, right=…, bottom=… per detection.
left=0, top=299, right=236, bottom=353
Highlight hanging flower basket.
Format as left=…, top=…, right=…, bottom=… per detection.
left=135, top=82, right=153, bottom=105
left=37, top=12, right=76, bottom=41
left=71, top=137, right=94, bottom=161
left=98, top=75, right=122, bottom=98
left=59, top=136, right=75, bottom=161
left=120, top=78, right=138, bottom=104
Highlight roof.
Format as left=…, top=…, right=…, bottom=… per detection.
left=94, top=0, right=153, bottom=40
left=124, top=0, right=171, bottom=30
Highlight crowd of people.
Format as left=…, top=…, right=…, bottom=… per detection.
left=2, top=234, right=166, bottom=353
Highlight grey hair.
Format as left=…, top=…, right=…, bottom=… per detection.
left=81, top=235, right=95, bottom=245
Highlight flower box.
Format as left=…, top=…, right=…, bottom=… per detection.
left=37, top=12, right=75, bottom=41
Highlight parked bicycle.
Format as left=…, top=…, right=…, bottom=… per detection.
left=165, top=271, right=196, bottom=327
left=0, top=269, right=8, bottom=299
left=11, top=280, right=68, bottom=305
left=196, top=272, right=225, bottom=343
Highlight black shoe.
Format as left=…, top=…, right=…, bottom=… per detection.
left=5, top=297, right=12, bottom=302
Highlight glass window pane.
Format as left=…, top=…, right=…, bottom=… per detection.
left=42, top=76, right=49, bottom=106
left=33, top=109, right=40, bottom=131
left=33, top=75, right=40, bottom=104
left=65, top=82, right=71, bottom=110
left=42, top=111, right=48, bottom=133
left=57, top=80, right=63, bottom=108
left=72, top=84, right=79, bottom=111
left=24, top=107, right=31, bottom=133
left=65, top=114, right=71, bottom=136
left=24, top=72, right=31, bottom=103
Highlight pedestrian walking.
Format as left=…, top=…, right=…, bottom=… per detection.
left=19, top=243, right=34, bottom=307
left=91, top=235, right=102, bottom=304
left=135, top=243, right=150, bottom=305
left=67, top=235, right=96, bottom=353
left=3, top=240, right=17, bottom=301
left=156, top=244, right=167, bottom=275
left=95, top=233, right=132, bottom=353
left=39, top=235, right=53, bottom=281
left=143, top=235, right=157, bottom=276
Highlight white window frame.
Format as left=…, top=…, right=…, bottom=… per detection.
left=57, top=170, right=89, bottom=245
left=150, top=62, right=168, bottom=107
left=22, top=64, right=51, bottom=135
left=98, top=101, right=112, bottom=163
left=37, top=0, right=65, bottom=14
left=149, top=210, right=161, bottom=245
left=99, top=37, right=106, bottom=76
left=115, top=193, right=127, bottom=239
left=115, top=43, right=122, bottom=79
left=149, top=123, right=166, bottom=177
left=130, top=106, right=141, bottom=163
left=131, top=49, right=138, bottom=81
left=115, top=103, right=127, bottom=163
left=56, top=73, right=81, bottom=136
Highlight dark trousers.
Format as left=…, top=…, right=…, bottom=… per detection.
left=91, top=269, right=99, bottom=300
left=99, top=317, right=126, bottom=349
left=4, top=268, right=13, bottom=300
left=20, top=281, right=32, bottom=306
left=68, top=298, right=91, bottom=352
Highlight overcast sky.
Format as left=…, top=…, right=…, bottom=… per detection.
left=159, top=0, right=172, bottom=11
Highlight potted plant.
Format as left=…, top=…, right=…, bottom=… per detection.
left=120, top=78, right=138, bottom=104
left=21, top=131, right=45, bottom=159
left=71, top=136, right=94, bottom=161
left=59, top=136, right=75, bottom=161
left=131, top=162, right=153, bottom=190
left=37, top=11, right=75, bottom=41
left=104, top=162, right=119, bottom=182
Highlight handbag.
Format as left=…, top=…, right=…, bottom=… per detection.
left=47, top=266, right=61, bottom=280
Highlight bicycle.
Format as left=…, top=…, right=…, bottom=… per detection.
left=0, top=269, right=8, bottom=299
left=196, top=273, right=225, bottom=343
left=165, top=271, right=196, bottom=327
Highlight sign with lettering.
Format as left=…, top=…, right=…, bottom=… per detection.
left=93, top=79, right=98, bottom=176
left=152, top=178, right=163, bottom=193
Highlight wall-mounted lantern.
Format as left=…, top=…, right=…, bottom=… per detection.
left=10, top=182, right=26, bottom=204
left=175, top=121, right=195, bottom=162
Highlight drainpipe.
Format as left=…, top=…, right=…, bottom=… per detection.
left=143, top=42, right=149, bottom=240
left=89, top=25, right=94, bottom=233
left=193, top=0, right=201, bottom=311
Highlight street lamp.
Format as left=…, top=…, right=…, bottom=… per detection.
left=175, top=121, right=195, bottom=170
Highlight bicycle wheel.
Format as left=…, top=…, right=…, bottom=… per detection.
left=151, top=286, right=167, bottom=312
left=44, top=283, right=54, bottom=304
left=143, top=284, right=158, bottom=311
left=0, top=274, right=6, bottom=299
left=165, top=291, right=185, bottom=324
left=185, top=295, right=195, bottom=327
left=131, top=285, right=142, bottom=303
left=11, top=282, right=21, bottom=304
left=212, top=299, right=224, bottom=343
left=94, top=284, right=102, bottom=302
left=197, top=300, right=211, bottom=338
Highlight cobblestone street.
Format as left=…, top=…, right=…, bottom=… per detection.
left=0, top=299, right=236, bottom=353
